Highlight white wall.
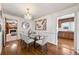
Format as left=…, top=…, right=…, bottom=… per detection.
left=0, top=3, right=2, bottom=54
left=76, top=12, right=79, bottom=53
left=34, top=4, right=79, bottom=53
left=0, top=17, right=2, bottom=54
left=34, top=12, right=58, bottom=45
left=3, top=13, right=24, bottom=39
left=3, top=13, right=35, bottom=40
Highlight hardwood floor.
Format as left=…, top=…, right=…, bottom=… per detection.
left=1, top=40, right=78, bottom=55
left=58, top=38, right=74, bottom=50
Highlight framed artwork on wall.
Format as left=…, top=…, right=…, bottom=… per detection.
left=35, top=19, right=47, bottom=30
left=22, top=21, right=30, bottom=29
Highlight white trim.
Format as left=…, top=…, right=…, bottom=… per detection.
left=57, top=13, right=76, bottom=51
left=48, top=40, right=58, bottom=45
left=57, top=13, right=75, bottom=19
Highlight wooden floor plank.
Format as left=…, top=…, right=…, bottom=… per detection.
left=1, top=39, right=78, bottom=55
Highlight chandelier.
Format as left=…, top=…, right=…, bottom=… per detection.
left=24, top=8, right=32, bottom=20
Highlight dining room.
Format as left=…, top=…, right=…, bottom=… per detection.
left=0, top=3, right=79, bottom=55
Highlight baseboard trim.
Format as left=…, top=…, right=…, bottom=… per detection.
left=48, top=41, right=57, bottom=45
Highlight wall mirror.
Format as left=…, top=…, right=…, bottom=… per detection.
left=22, top=21, right=30, bottom=29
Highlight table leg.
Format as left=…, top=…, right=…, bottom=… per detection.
left=34, top=41, right=36, bottom=48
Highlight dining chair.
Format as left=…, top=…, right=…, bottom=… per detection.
left=20, top=33, right=34, bottom=51
left=36, top=35, right=48, bottom=54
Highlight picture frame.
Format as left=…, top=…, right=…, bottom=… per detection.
left=35, top=19, right=47, bottom=30
left=22, top=21, right=30, bottom=29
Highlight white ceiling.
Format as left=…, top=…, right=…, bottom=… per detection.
left=2, top=3, right=76, bottom=19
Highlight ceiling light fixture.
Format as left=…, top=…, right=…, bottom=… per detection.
left=24, top=8, right=32, bottom=20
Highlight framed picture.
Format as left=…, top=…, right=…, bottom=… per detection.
left=35, top=19, right=47, bottom=30
left=22, top=21, right=30, bottom=29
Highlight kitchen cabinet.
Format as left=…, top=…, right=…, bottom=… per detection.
left=58, top=31, right=74, bottom=40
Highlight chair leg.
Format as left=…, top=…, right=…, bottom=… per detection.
left=27, top=44, right=29, bottom=52
left=30, top=44, right=32, bottom=52
left=41, top=46, right=45, bottom=55
left=41, top=44, right=48, bottom=55
left=27, top=44, right=32, bottom=52
left=21, top=40, right=26, bottom=49
left=45, top=44, right=48, bottom=54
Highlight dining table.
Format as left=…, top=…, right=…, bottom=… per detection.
left=29, top=34, right=41, bottom=48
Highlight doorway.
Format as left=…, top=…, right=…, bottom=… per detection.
left=5, top=18, right=18, bottom=43
left=57, top=15, right=75, bottom=50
